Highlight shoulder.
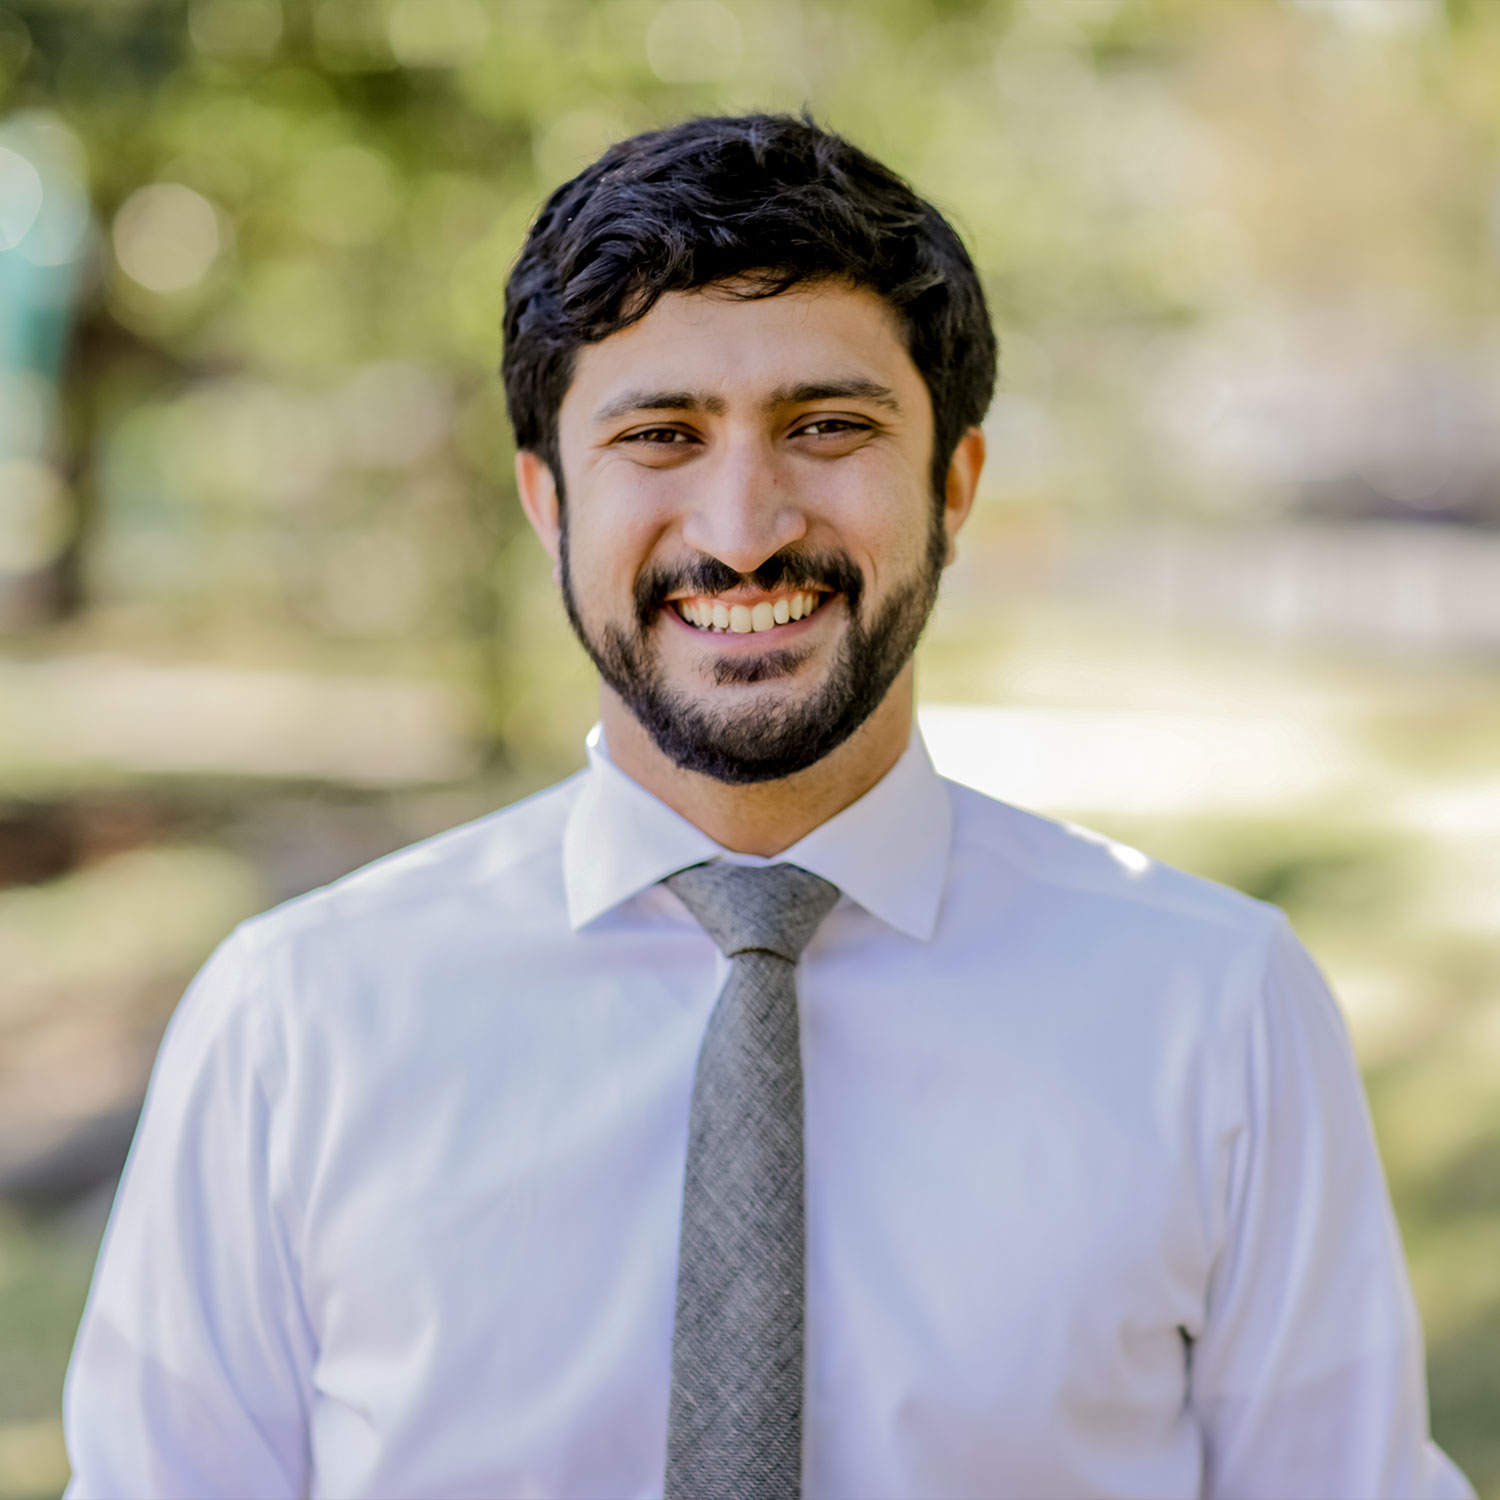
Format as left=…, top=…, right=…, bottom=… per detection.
left=938, top=779, right=1333, bottom=1129
left=941, top=775, right=1284, bottom=969
left=232, top=771, right=583, bottom=967
left=165, top=773, right=585, bottom=1081
left=943, top=776, right=1276, bottom=934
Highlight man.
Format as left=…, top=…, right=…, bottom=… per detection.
left=64, top=114, right=1471, bottom=1499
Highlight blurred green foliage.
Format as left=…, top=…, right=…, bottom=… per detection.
left=6, top=0, right=1500, bottom=740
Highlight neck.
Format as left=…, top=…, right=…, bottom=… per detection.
left=599, top=666, right=916, bottom=857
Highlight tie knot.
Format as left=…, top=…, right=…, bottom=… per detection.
left=664, top=861, right=840, bottom=963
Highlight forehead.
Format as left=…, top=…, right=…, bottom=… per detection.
left=560, top=282, right=927, bottom=422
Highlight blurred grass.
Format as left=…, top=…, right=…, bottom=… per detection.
left=0, top=1206, right=99, bottom=1500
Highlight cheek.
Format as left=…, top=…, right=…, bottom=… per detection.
left=564, top=485, right=675, bottom=605
left=812, top=474, right=930, bottom=589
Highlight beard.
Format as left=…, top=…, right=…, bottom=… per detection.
left=557, top=506, right=947, bottom=785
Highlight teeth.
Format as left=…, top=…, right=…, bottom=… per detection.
left=676, top=591, right=826, bottom=632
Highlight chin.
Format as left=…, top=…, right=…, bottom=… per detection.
left=565, top=550, right=939, bottom=786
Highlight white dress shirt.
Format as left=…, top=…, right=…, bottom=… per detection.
left=64, top=727, right=1473, bottom=1500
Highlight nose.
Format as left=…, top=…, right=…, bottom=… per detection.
left=678, top=437, right=807, bottom=574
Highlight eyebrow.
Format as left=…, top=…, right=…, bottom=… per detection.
left=592, top=377, right=903, bottom=425
left=593, top=389, right=729, bottom=423
left=767, top=378, right=903, bottom=414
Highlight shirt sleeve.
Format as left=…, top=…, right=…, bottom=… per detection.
left=62, top=927, right=313, bottom=1500
left=1191, top=917, right=1473, bottom=1500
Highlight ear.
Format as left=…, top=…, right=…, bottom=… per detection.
left=940, top=426, right=985, bottom=567
left=515, top=449, right=562, bottom=574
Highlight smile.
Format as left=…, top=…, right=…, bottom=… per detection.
left=671, top=590, right=828, bottom=635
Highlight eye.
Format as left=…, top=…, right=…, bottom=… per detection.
left=795, top=417, right=872, bottom=439
left=619, top=425, right=697, bottom=446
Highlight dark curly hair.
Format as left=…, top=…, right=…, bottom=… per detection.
left=501, top=112, right=997, bottom=501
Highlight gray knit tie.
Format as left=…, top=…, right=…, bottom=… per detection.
left=662, top=861, right=841, bottom=1500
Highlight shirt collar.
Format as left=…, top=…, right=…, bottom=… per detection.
left=562, top=724, right=951, bottom=942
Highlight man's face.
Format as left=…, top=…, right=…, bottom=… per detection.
left=543, top=281, right=961, bottom=784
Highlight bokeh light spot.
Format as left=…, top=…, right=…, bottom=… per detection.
left=387, top=0, right=488, bottom=68
left=646, top=0, right=742, bottom=83
left=112, top=183, right=224, bottom=294
left=188, top=0, right=282, bottom=58
left=9, top=112, right=90, bottom=269
left=0, top=146, right=43, bottom=251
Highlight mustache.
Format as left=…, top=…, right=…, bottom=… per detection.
left=634, top=548, right=864, bottom=628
